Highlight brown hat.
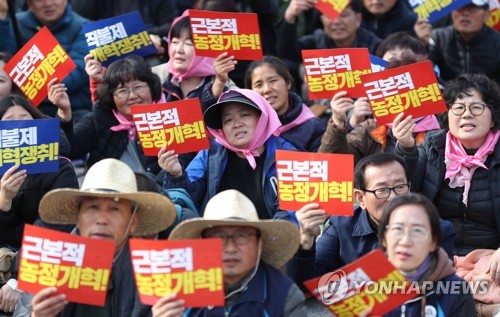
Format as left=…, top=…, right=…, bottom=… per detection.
left=39, top=159, right=176, bottom=236
left=169, top=189, right=300, bottom=268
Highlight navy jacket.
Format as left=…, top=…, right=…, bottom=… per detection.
left=286, top=206, right=456, bottom=287
left=184, top=261, right=305, bottom=317
left=360, top=0, right=417, bottom=39
left=163, top=136, right=296, bottom=219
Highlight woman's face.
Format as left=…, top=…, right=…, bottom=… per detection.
left=0, top=61, right=13, bottom=98
left=112, top=80, right=153, bottom=118
left=169, top=29, right=195, bottom=74
left=221, top=102, right=260, bottom=149
left=2, top=105, right=33, bottom=121
left=448, top=88, right=494, bottom=149
left=384, top=204, right=436, bottom=272
left=250, top=64, right=291, bottom=116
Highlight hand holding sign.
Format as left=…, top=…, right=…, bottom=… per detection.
left=158, top=146, right=183, bottom=178
left=31, top=287, right=67, bottom=317
left=330, top=91, right=355, bottom=128
left=295, top=203, right=328, bottom=250
left=47, top=78, right=71, bottom=122
left=392, top=112, right=417, bottom=148
left=212, top=52, right=237, bottom=97
left=0, top=165, right=27, bottom=211
left=151, top=294, right=185, bottom=317
left=84, top=53, right=105, bottom=84
left=349, top=97, right=372, bottom=129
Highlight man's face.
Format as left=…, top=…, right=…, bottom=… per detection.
left=363, top=0, right=397, bottom=16
left=355, top=161, right=408, bottom=225
left=452, top=4, right=488, bottom=41
left=77, top=197, right=138, bottom=254
left=320, top=8, right=362, bottom=45
left=203, top=226, right=261, bottom=286
left=28, top=0, right=68, bottom=25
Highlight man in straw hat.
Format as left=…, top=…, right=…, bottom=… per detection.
left=14, top=158, right=176, bottom=317
left=151, top=189, right=306, bottom=317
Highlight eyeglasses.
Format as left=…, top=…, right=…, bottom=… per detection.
left=113, top=84, right=149, bottom=99
left=385, top=224, right=430, bottom=242
left=203, top=230, right=260, bottom=246
left=449, top=102, right=488, bottom=116
left=363, top=184, right=410, bottom=199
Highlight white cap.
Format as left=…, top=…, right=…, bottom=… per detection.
left=470, top=0, right=489, bottom=7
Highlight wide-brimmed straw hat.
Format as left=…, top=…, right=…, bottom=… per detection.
left=39, top=159, right=176, bottom=236
left=169, top=189, right=300, bottom=268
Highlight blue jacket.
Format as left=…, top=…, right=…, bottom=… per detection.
left=163, top=136, right=296, bottom=218
left=278, top=91, right=325, bottom=152
left=286, top=206, right=456, bottom=287
left=184, top=261, right=306, bottom=317
left=0, top=5, right=91, bottom=115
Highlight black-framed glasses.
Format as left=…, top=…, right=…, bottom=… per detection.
left=449, top=102, right=488, bottom=116
left=113, top=84, right=149, bottom=99
left=363, top=183, right=411, bottom=199
left=385, top=224, right=430, bottom=242
left=203, top=231, right=260, bottom=246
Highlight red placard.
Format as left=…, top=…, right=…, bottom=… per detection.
left=276, top=150, right=354, bottom=215
left=188, top=10, right=263, bottom=60
left=18, top=224, right=115, bottom=306
left=130, top=98, right=209, bottom=156
left=130, top=238, right=224, bottom=307
left=304, top=249, right=417, bottom=316
left=360, top=60, right=446, bottom=125
left=4, top=26, right=76, bottom=106
left=302, top=48, right=372, bottom=100
left=315, top=0, right=351, bottom=21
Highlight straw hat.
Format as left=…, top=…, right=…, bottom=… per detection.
left=39, top=158, right=176, bottom=236
left=169, top=189, right=300, bottom=268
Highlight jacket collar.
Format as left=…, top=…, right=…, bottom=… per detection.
left=352, top=206, right=378, bottom=237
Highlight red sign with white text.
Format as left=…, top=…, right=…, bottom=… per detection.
left=315, top=0, right=352, bottom=21
left=4, top=27, right=76, bottom=106
left=360, top=60, right=446, bottom=125
left=276, top=150, right=354, bottom=214
left=304, top=250, right=417, bottom=316
left=130, top=98, right=209, bottom=156
left=302, top=48, right=372, bottom=100
left=188, top=10, right=263, bottom=60
left=130, top=238, right=224, bottom=307
left=18, top=225, right=115, bottom=306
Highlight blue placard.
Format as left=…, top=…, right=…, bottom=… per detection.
left=370, top=54, right=388, bottom=73
left=410, top=0, right=472, bottom=23
left=82, top=11, right=157, bottom=67
left=0, top=118, right=60, bottom=175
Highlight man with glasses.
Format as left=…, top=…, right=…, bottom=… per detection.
left=151, top=189, right=307, bottom=317
left=287, top=153, right=455, bottom=289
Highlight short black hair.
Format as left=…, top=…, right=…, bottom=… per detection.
left=169, top=16, right=192, bottom=39
left=443, top=73, right=500, bottom=130
left=96, top=55, right=162, bottom=111
left=354, top=153, right=409, bottom=190
left=376, top=32, right=427, bottom=58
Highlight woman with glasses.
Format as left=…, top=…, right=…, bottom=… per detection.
left=394, top=73, right=500, bottom=261
left=360, top=193, right=475, bottom=316
left=48, top=55, right=165, bottom=179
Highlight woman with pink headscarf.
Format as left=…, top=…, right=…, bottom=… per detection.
left=158, top=89, right=297, bottom=219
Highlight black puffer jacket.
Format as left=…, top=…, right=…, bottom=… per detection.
left=428, top=25, right=500, bottom=83
left=395, top=130, right=500, bottom=256
left=360, top=0, right=417, bottom=39
left=62, top=102, right=161, bottom=176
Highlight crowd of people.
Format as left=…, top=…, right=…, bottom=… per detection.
left=0, top=0, right=498, bottom=316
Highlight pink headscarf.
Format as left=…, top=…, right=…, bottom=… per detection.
left=444, top=130, right=500, bottom=206
left=274, top=104, right=315, bottom=135
left=207, top=89, right=282, bottom=169
left=165, top=11, right=216, bottom=83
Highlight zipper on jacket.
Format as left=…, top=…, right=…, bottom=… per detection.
left=401, top=304, right=406, bottom=317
